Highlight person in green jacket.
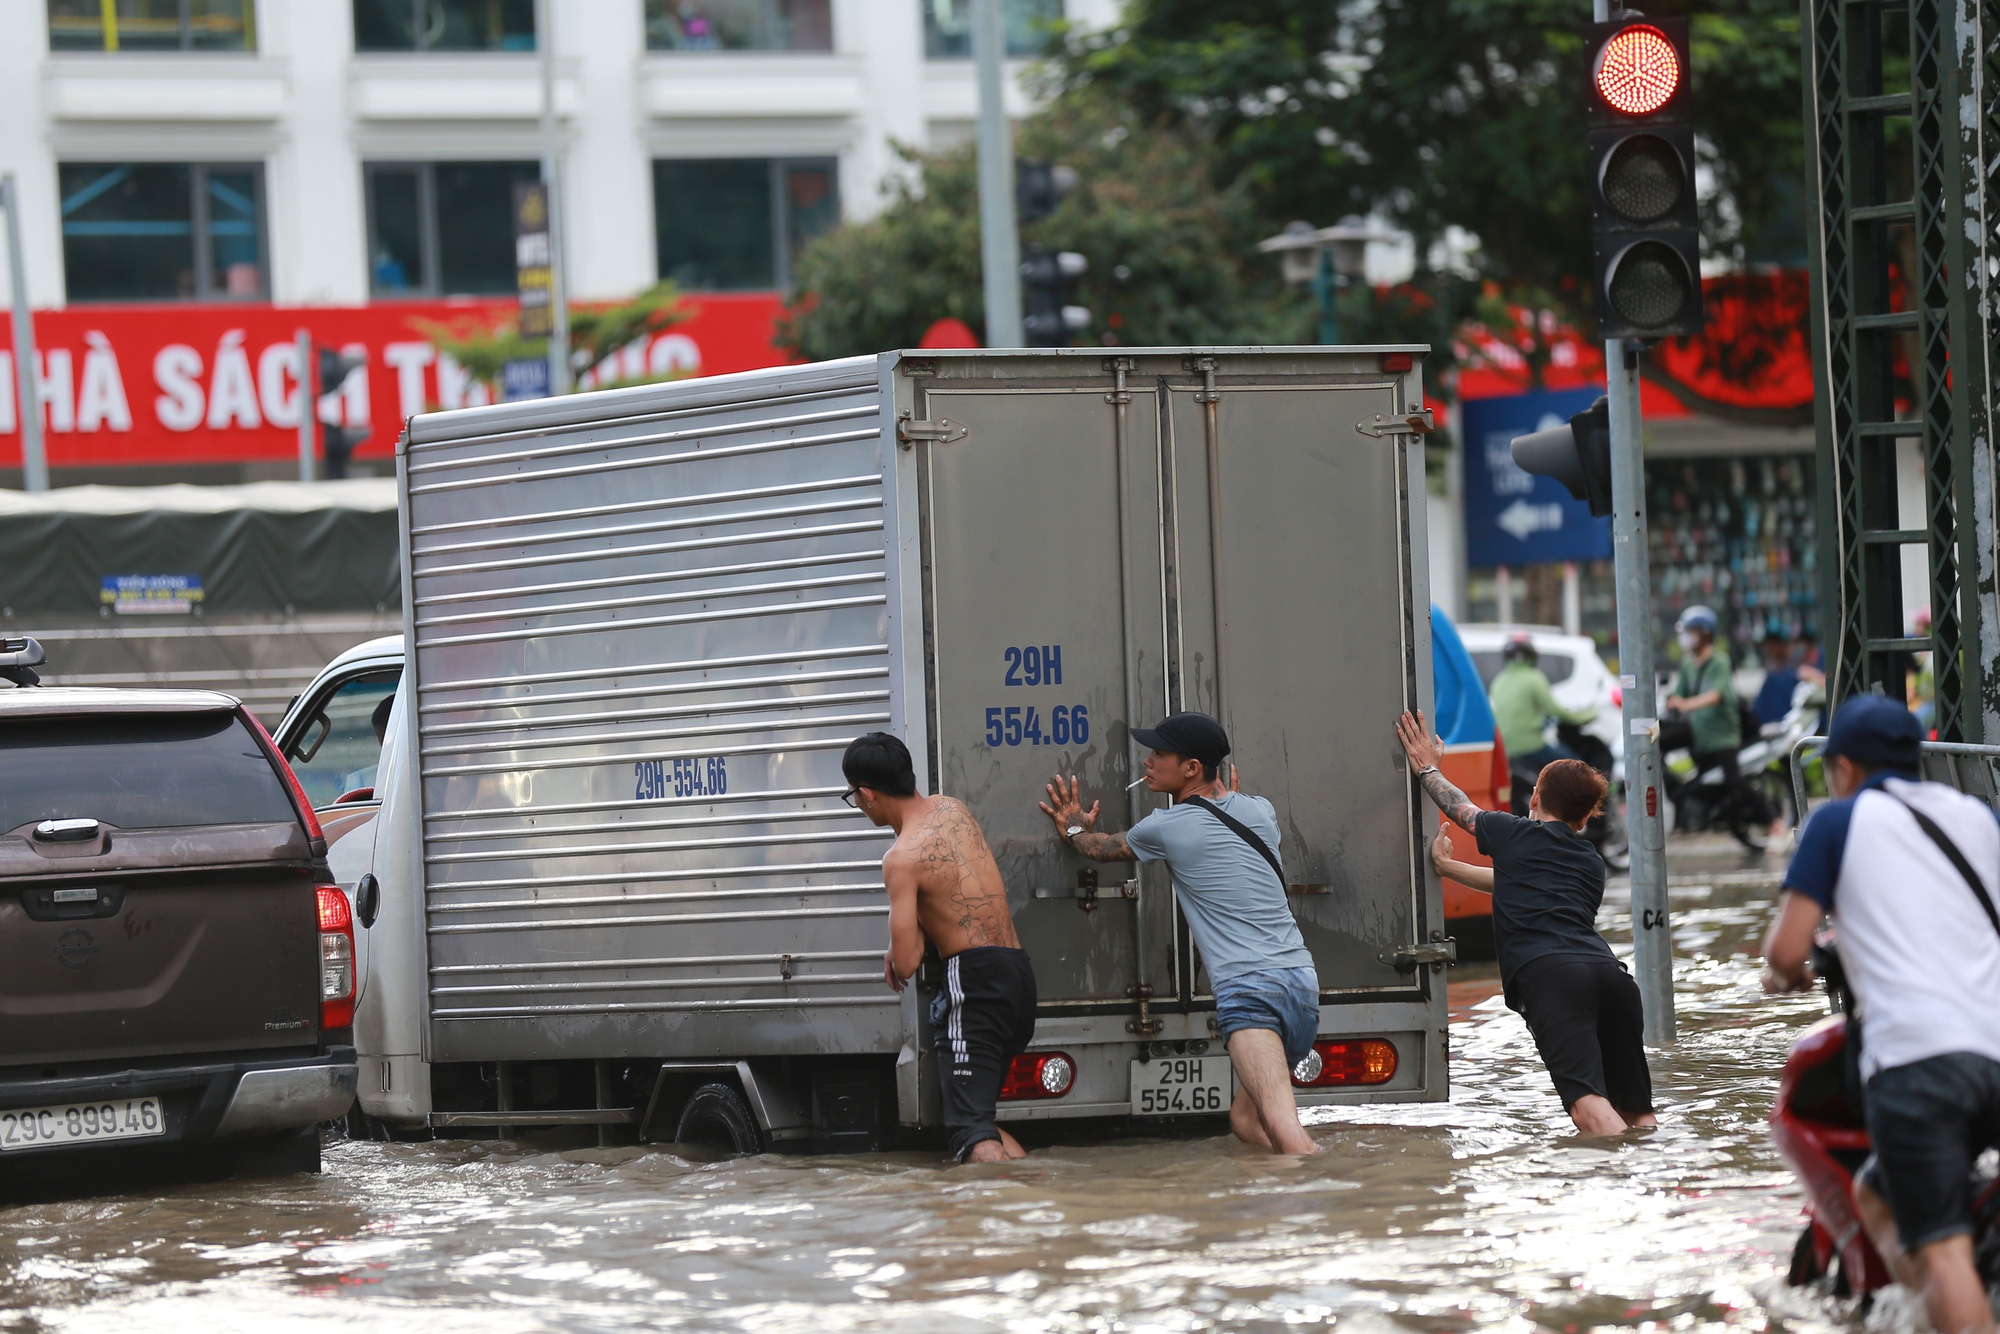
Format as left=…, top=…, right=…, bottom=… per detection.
left=1662, top=604, right=1784, bottom=849
left=1490, top=634, right=1597, bottom=775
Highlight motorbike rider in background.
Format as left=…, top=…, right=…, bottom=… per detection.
left=1763, top=696, right=2000, bottom=1334
left=1490, top=634, right=1597, bottom=776
left=1662, top=605, right=1787, bottom=852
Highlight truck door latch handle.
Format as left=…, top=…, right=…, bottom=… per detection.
left=1355, top=409, right=1436, bottom=438
left=1377, top=939, right=1458, bottom=973
left=895, top=413, right=968, bottom=446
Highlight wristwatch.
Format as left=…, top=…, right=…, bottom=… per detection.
left=1065, top=824, right=1086, bottom=843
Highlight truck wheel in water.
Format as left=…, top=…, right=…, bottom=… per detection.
left=675, top=1083, right=763, bottom=1155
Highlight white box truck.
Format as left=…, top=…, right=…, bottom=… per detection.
left=275, top=347, right=1454, bottom=1152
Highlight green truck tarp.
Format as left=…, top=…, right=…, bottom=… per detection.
left=0, top=480, right=401, bottom=617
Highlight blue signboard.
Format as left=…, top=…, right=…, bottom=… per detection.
left=501, top=357, right=551, bottom=402
left=1461, top=388, right=1614, bottom=568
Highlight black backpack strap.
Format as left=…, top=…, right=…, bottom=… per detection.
left=1184, top=795, right=1286, bottom=889
left=1882, top=788, right=2000, bottom=938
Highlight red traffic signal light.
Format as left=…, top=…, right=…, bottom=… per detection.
left=1584, top=16, right=1701, bottom=339
left=1593, top=24, right=1681, bottom=116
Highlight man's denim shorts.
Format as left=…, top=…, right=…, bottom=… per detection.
left=1861, top=1050, right=2000, bottom=1251
left=1212, top=966, right=1320, bottom=1068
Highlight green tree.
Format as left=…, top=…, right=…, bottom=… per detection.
left=413, top=281, right=692, bottom=393
left=778, top=89, right=1309, bottom=359
left=1058, top=0, right=1804, bottom=329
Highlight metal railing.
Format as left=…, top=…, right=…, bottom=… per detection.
left=1788, top=735, right=2000, bottom=824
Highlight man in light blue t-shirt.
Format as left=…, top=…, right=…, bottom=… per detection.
left=1038, top=712, right=1321, bottom=1155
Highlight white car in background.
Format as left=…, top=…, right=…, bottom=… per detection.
left=1455, top=623, right=1624, bottom=764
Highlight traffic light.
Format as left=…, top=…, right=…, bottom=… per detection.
left=1016, top=160, right=1078, bottom=224
left=1511, top=396, right=1613, bottom=516
left=1021, top=245, right=1090, bottom=347
left=314, top=345, right=369, bottom=479
left=317, top=346, right=366, bottom=395
left=1586, top=16, right=1702, bottom=339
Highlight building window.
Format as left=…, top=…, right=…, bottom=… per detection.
left=366, top=161, right=541, bottom=296
left=923, top=0, right=1062, bottom=59
left=47, top=0, right=256, bottom=51
left=643, top=0, right=832, bottom=51
left=653, top=159, right=838, bottom=292
left=60, top=163, right=266, bottom=302
left=353, top=0, right=535, bottom=52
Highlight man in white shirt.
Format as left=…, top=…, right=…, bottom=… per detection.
left=1764, top=696, right=2000, bottom=1334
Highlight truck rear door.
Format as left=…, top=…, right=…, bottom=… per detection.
left=906, top=350, right=1439, bottom=1055
left=0, top=706, right=323, bottom=1066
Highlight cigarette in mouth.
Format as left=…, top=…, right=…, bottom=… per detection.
left=1125, top=775, right=1148, bottom=789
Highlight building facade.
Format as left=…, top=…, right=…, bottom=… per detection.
left=4, top=0, right=1110, bottom=308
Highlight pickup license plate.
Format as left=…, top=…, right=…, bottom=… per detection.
left=1131, top=1056, right=1232, bottom=1116
left=0, top=1098, right=164, bottom=1151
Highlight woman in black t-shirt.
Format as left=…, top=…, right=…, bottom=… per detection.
left=1396, top=711, right=1657, bottom=1135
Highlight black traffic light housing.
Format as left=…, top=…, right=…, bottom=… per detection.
left=314, top=345, right=370, bottom=479
left=1511, top=396, right=1613, bottom=517
left=1016, top=160, right=1078, bottom=223
left=1585, top=15, right=1703, bottom=339
left=1021, top=245, right=1089, bottom=347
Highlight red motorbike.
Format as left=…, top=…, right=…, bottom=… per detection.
left=1771, top=940, right=2000, bottom=1297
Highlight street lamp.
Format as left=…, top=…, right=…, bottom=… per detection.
left=1257, top=217, right=1392, bottom=344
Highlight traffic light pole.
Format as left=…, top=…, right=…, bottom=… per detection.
left=295, top=328, right=315, bottom=484
left=2, top=174, right=47, bottom=493
left=1606, top=339, right=1674, bottom=1044
left=1588, top=0, right=1675, bottom=1046
left=971, top=0, right=1022, bottom=347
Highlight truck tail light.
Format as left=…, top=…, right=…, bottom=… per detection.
left=999, top=1051, right=1075, bottom=1100
left=318, top=885, right=355, bottom=1030
left=1292, top=1039, right=1398, bottom=1087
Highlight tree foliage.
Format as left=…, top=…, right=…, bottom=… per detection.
left=778, top=89, right=1311, bottom=359
left=414, top=281, right=693, bottom=391
left=1057, top=0, right=1804, bottom=326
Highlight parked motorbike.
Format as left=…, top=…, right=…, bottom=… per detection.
left=1658, top=679, right=1823, bottom=852
left=1773, top=937, right=2000, bottom=1300
left=1508, top=720, right=1628, bottom=870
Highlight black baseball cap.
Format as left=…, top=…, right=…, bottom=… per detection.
left=1131, top=712, right=1231, bottom=767
left=1822, top=695, right=1923, bottom=772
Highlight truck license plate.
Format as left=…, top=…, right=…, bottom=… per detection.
left=0, top=1098, right=164, bottom=1150
left=1131, top=1056, right=1231, bottom=1116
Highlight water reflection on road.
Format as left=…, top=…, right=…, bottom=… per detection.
left=0, top=864, right=1871, bottom=1334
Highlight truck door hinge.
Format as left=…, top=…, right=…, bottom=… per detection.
left=1356, top=408, right=1437, bottom=439
left=1126, top=982, right=1163, bottom=1035
left=1378, top=936, right=1457, bottom=974
left=896, top=411, right=967, bottom=447
left=1103, top=356, right=1137, bottom=405
left=1186, top=355, right=1220, bottom=403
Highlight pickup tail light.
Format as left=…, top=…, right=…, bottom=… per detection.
left=1292, top=1039, right=1398, bottom=1087
left=317, top=885, right=356, bottom=1030
left=999, top=1051, right=1075, bottom=1100
left=241, top=707, right=327, bottom=849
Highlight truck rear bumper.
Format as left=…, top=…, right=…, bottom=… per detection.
left=0, top=1048, right=357, bottom=1162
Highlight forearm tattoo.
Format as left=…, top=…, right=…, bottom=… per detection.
left=1070, top=831, right=1136, bottom=862
left=1419, top=768, right=1481, bottom=832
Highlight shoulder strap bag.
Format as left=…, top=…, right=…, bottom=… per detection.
left=1184, top=795, right=1286, bottom=890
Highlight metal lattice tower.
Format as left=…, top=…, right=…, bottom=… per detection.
left=1804, top=0, right=1998, bottom=739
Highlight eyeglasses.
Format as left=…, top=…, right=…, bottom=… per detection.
left=840, top=787, right=861, bottom=808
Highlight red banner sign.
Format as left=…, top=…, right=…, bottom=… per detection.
left=0, top=293, right=788, bottom=469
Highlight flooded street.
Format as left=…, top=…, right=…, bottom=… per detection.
left=0, top=858, right=1861, bottom=1334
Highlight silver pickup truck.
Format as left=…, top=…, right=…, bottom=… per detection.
left=278, top=347, right=1453, bottom=1153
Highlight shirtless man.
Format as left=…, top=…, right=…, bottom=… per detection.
left=842, top=731, right=1038, bottom=1164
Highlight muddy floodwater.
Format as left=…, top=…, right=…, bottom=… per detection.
left=0, top=861, right=1875, bottom=1334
